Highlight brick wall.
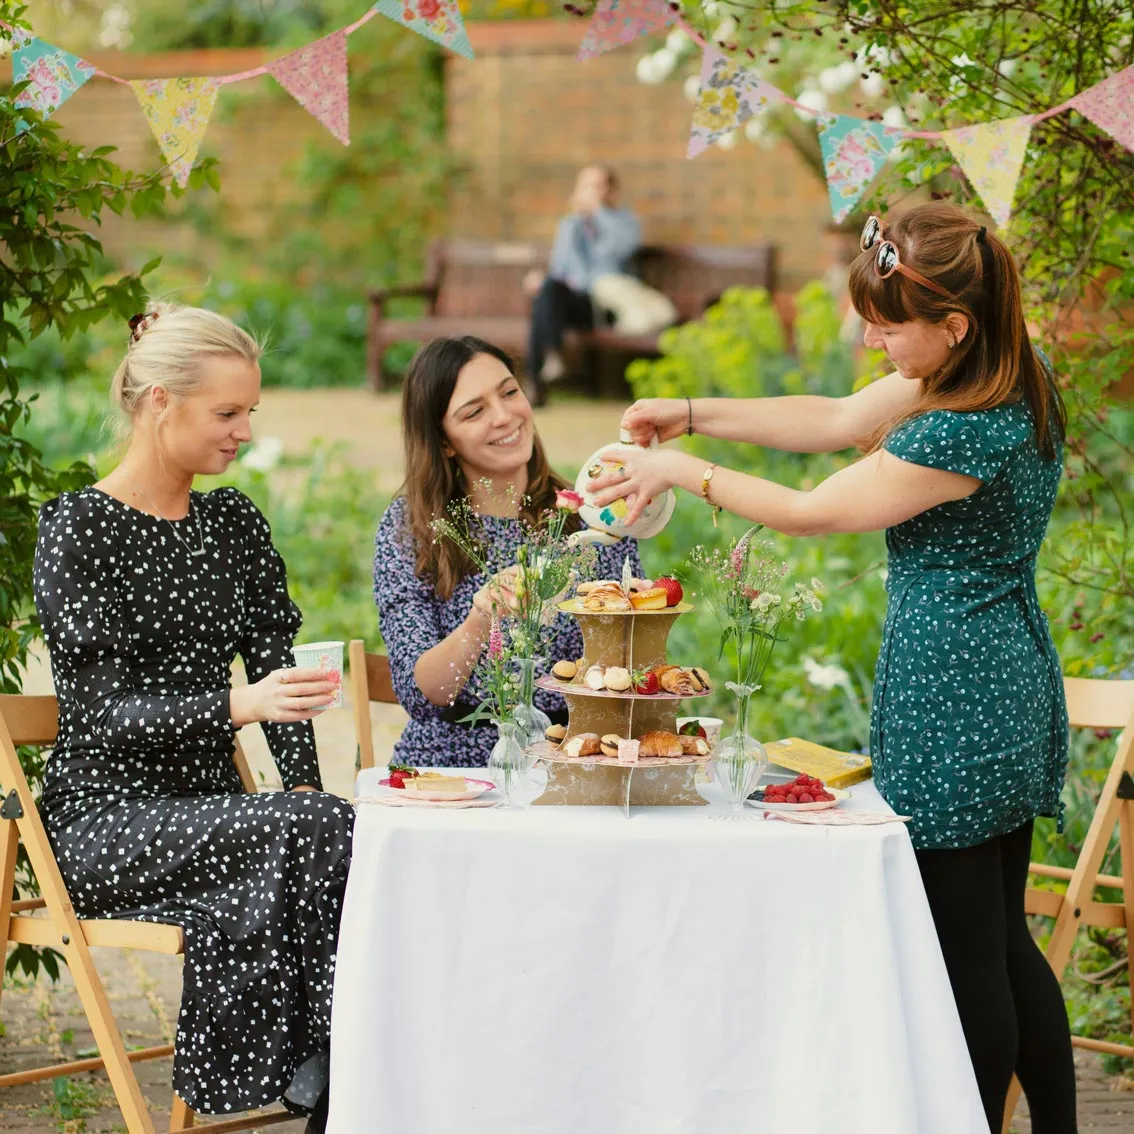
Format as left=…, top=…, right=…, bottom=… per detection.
left=7, top=25, right=832, bottom=289
left=447, top=21, right=834, bottom=291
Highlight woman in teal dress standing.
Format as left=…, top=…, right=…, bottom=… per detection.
left=588, top=202, right=1076, bottom=1133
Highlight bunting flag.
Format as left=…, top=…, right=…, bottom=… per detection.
left=688, top=46, right=788, bottom=158
left=578, top=0, right=676, bottom=62
left=817, top=115, right=902, bottom=225
left=942, top=114, right=1034, bottom=227
left=372, top=0, right=473, bottom=60
left=1069, top=66, right=1134, bottom=154
left=11, top=33, right=95, bottom=130
left=268, top=30, right=351, bottom=145
left=130, top=77, right=220, bottom=189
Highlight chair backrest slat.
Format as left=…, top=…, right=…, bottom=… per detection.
left=0, top=695, right=59, bottom=746
left=1064, top=677, right=1134, bottom=730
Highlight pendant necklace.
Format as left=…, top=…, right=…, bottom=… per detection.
left=124, top=474, right=207, bottom=557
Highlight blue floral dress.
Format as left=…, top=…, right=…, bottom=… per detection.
left=870, top=403, right=1068, bottom=850
left=373, top=495, right=641, bottom=767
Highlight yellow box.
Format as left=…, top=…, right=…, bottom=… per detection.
left=764, top=737, right=873, bottom=790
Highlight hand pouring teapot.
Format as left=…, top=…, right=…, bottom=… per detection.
left=569, top=430, right=676, bottom=546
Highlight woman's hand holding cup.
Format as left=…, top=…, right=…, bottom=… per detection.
left=230, top=666, right=339, bottom=727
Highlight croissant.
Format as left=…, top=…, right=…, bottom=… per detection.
left=638, top=730, right=683, bottom=758
left=660, top=667, right=696, bottom=696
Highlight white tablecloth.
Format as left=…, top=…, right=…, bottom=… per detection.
left=328, top=769, right=986, bottom=1134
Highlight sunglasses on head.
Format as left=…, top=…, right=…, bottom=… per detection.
left=860, top=215, right=952, bottom=300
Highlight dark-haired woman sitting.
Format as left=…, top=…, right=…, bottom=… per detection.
left=372, top=336, right=640, bottom=767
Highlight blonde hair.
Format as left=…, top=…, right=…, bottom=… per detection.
left=111, top=302, right=262, bottom=433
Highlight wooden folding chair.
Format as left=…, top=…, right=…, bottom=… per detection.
left=347, top=640, right=398, bottom=771
left=1003, top=675, right=1134, bottom=1131
left=0, top=693, right=298, bottom=1133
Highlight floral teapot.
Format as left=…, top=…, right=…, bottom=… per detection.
left=566, top=431, right=676, bottom=546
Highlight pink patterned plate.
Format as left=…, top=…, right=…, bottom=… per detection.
left=378, top=776, right=496, bottom=802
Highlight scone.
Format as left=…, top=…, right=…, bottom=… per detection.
left=638, top=730, right=683, bottom=758
left=599, top=734, right=622, bottom=758
left=564, top=732, right=602, bottom=758
left=552, top=659, right=578, bottom=681
left=603, top=666, right=632, bottom=692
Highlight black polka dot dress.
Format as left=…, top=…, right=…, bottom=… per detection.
left=870, top=401, right=1069, bottom=851
left=32, top=486, right=354, bottom=1117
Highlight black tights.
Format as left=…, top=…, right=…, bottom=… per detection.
left=916, top=822, right=1077, bottom=1134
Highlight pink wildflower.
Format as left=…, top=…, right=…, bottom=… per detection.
left=487, top=619, right=504, bottom=661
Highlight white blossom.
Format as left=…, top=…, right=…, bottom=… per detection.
left=882, top=105, right=907, bottom=129
left=683, top=74, right=702, bottom=102
left=716, top=129, right=740, bottom=150
left=636, top=53, right=669, bottom=85
left=701, top=0, right=722, bottom=18
left=713, top=17, right=738, bottom=44
left=818, top=61, right=859, bottom=95
left=794, top=87, right=829, bottom=122
left=803, top=656, right=852, bottom=691
left=666, top=29, right=693, bottom=57
left=998, top=58, right=1018, bottom=78
left=860, top=72, right=886, bottom=99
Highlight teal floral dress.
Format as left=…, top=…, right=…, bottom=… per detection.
left=870, top=401, right=1068, bottom=851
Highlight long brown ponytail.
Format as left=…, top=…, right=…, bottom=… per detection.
left=848, top=202, right=1066, bottom=457
left=398, top=336, right=579, bottom=600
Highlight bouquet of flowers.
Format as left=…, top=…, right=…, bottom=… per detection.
left=432, top=485, right=597, bottom=743
left=684, top=526, right=824, bottom=808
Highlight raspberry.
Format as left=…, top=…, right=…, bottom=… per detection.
left=798, top=792, right=814, bottom=803
left=786, top=792, right=800, bottom=804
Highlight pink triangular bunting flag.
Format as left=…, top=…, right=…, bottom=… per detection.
left=688, top=46, right=788, bottom=159
left=1070, top=66, right=1134, bottom=153
left=578, top=0, right=676, bottom=62
left=268, top=30, right=350, bottom=145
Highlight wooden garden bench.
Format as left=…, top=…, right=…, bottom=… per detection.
left=365, top=238, right=777, bottom=393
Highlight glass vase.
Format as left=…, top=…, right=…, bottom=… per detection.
left=486, top=719, right=535, bottom=808
left=512, top=656, right=552, bottom=749
left=710, top=682, right=768, bottom=816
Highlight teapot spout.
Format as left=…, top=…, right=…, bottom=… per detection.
left=567, top=528, right=620, bottom=548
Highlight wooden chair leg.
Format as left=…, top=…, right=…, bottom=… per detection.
left=170, top=1092, right=196, bottom=1130
left=1119, top=793, right=1134, bottom=1049
left=0, top=820, right=18, bottom=1013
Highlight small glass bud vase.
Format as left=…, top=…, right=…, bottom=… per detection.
left=487, top=719, right=534, bottom=808
left=711, top=682, right=768, bottom=815
left=512, top=656, right=552, bottom=748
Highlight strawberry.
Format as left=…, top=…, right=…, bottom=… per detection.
left=388, top=763, right=418, bottom=790
left=388, top=771, right=408, bottom=789
left=678, top=720, right=707, bottom=738
left=655, top=577, right=684, bottom=607
left=634, top=670, right=660, bottom=695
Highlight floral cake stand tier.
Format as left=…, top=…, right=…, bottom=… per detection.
left=529, top=599, right=713, bottom=812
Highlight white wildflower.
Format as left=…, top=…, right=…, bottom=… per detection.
left=716, top=129, right=740, bottom=150
left=666, top=28, right=692, bottom=57
left=860, top=72, right=886, bottom=99
left=683, top=74, right=702, bottom=102
left=818, top=61, right=859, bottom=95
left=803, top=656, right=851, bottom=691
left=713, top=17, right=738, bottom=44
left=241, top=436, right=283, bottom=472
left=882, top=105, right=907, bottom=129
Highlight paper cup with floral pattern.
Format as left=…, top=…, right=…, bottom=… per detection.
left=291, top=641, right=344, bottom=710
left=677, top=716, right=724, bottom=747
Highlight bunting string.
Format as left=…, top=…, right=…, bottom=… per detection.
left=3, top=0, right=1131, bottom=223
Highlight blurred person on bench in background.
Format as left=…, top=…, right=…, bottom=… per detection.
left=523, top=165, right=640, bottom=404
